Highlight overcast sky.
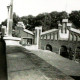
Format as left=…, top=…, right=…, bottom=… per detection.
left=0, top=0, right=80, bottom=24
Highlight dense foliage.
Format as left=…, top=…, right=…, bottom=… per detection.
left=69, top=11, right=80, bottom=29
left=0, top=11, right=80, bottom=31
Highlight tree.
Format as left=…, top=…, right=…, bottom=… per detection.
left=57, top=11, right=68, bottom=22
left=20, top=15, right=35, bottom=31
left=0, top=19, right=7, bottom=27
left=0, top=25, right=1, bottom=31
left=0, top=19, right=7, bottom=31
left=50, top=11, right=68, bottom=29
left=0, top=13, right=20, bottom=30
left=1, top=10, right=80, bottom=31
left=69, top=11, right=80, bottom=29
left=34, top=13, right=51, bottom=31
left=20, top=16, right=28, bottom=27
left=42, top=13, right=51, bottom=31
left=13, top=13, right=20, bottom=29
left=50, top=11, right=59, bottom=29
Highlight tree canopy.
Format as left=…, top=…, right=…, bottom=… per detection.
left=0, top=11, right=80, bottom=31
left=69, top=11, right=80, bottom=29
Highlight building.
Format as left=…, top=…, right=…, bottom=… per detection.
left=15, top=19, right=80, bottom=59
left=40, top=19, right=80, bottom=59
left=14, top=22, right=34, bottom=45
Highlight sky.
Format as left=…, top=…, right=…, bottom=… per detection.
left=0, top=0, right=80, bottom=24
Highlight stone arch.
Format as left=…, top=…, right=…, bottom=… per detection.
left=60, top=45, right=68, bottom=58
left=46, top=44, right=52, bottom=51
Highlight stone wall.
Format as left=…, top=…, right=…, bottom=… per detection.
left=41, top=39, right=80, bottom=54
left=21, top=30, right=34, bottom=38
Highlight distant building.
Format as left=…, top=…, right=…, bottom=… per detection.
left=1, top=26, right=7, bottom=36
left=15, top=22, right=34, bottom=45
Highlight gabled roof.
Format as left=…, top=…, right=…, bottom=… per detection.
left=24, top=29, right=34, bottom=35
left=21, top=37, right=33, bottom=39
left=41, top=29, right=58, bottom=35
left=70, top=28, right=80, bottom=34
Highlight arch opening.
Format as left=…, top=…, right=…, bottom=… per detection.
left=46, top=44, right=52, bottom=51
left=60, top=45, right=68, bottom=58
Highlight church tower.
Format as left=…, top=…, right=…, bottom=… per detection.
left=7, top=0, right=13, bottom=36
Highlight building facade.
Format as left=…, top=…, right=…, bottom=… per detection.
left=40, top=19, right=80, bottom=59
left=14, top=22, right=34, bottom=45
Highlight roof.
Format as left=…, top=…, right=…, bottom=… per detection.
left=70, top=28, right=80, bottom=34
left=17, top=22, right=25, bottom=29
left=2, top=26, right=6, bottom=29
left=24, top=29, right=34, bottom=35
left=21, top=37, right=33, bottom=39
left=41, top=29, right=58, bottom=35
left=62, top=19, right=68, bottom=23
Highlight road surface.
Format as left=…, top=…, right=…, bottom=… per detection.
left=6, top=45, right=74, bottom=80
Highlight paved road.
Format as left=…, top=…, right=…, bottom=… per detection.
left=31, top=50, right=80, bottom=76
left=6, top=45, right=74, bottom=80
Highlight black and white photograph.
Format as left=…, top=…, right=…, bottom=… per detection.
left=0, top=0, right=80, bottom=80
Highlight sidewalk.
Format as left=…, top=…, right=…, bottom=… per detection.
left=30, top=49, right=80, bottom=76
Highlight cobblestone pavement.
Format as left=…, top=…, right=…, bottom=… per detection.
left=6, top=45, right=74, bottom=80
